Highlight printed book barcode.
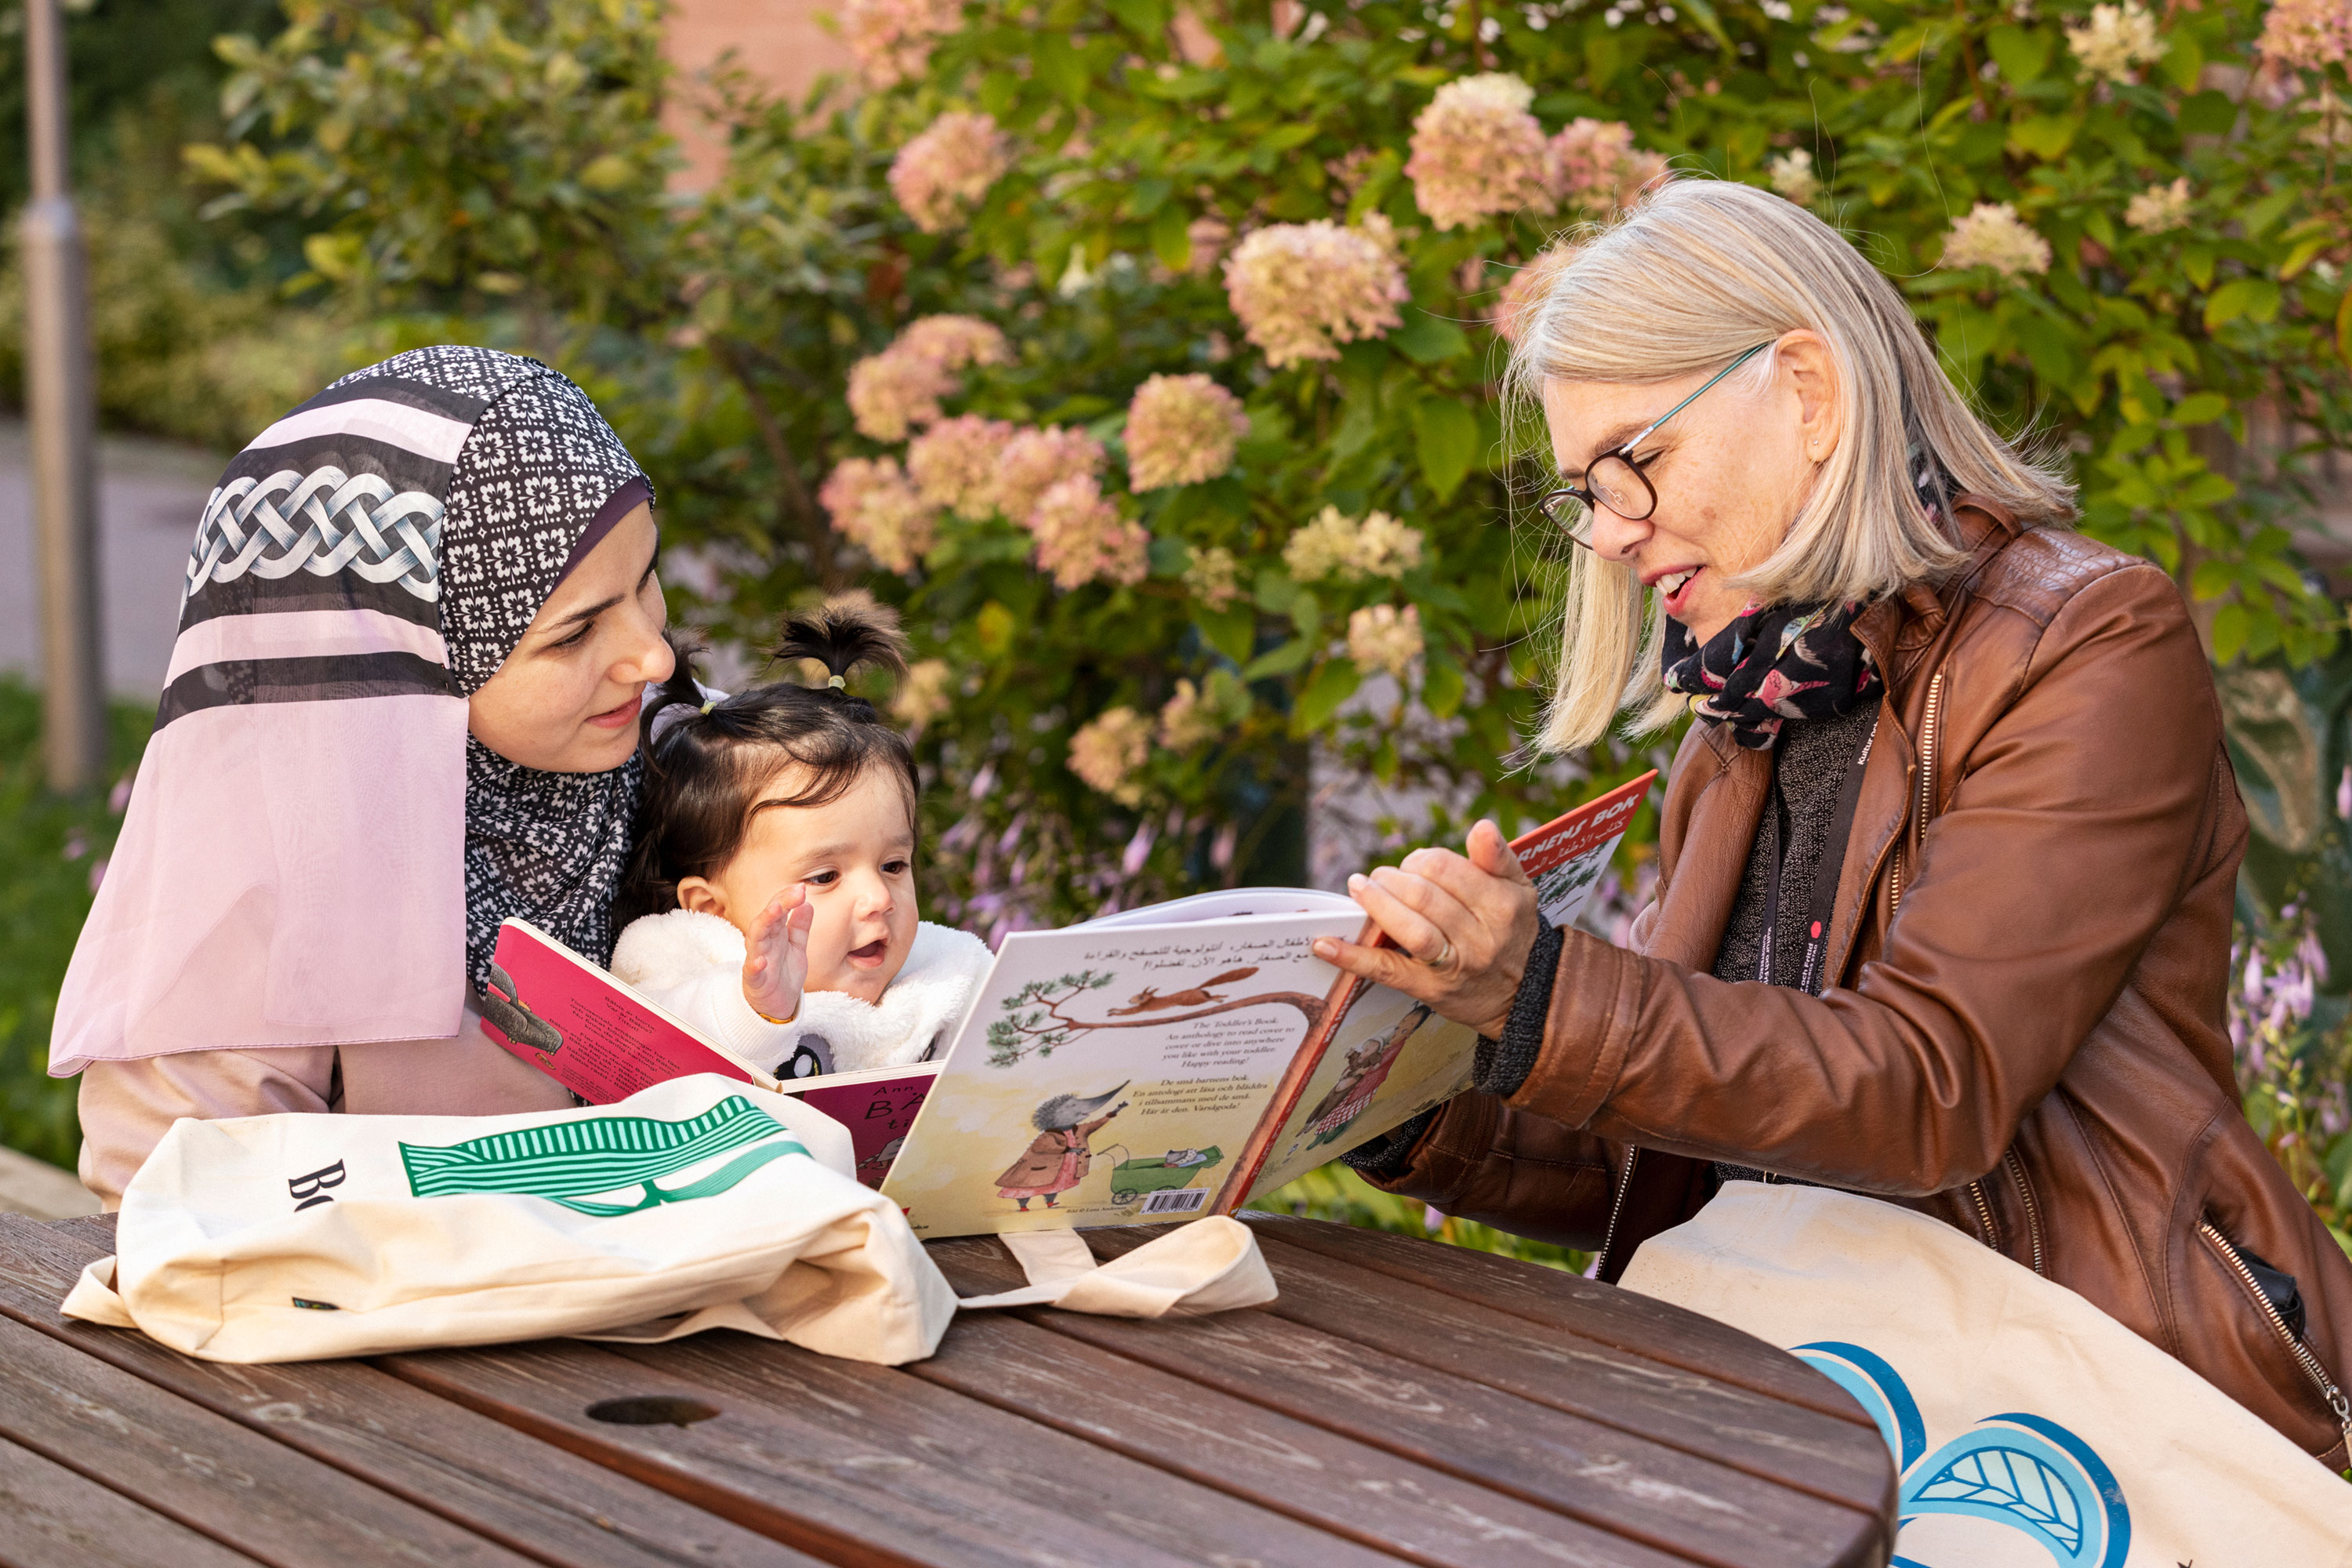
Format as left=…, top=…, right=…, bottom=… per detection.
left=1140, top=1187, right=1208, bottom=1214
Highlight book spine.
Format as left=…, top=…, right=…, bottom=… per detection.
left=1210, top=920, right=1381, bottom=1212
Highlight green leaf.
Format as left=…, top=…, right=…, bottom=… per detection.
left=1289, top=587, right=1322, bottom=644
left=1390, top=310, right=1472, bottom=365
left=1423, top=652, right=1465, bottom=719
left=2007, top=114, right=2079, bottom=161
left=2159, top=33, right=2202, bottom=92
left=1291, top=659, right=1363, bottom=735
left=2282, top=234, right=2332, bottom=281
left=1674, top=0, right=1733, bottom=51
left=2177, top=90, right=2238, bottom=136
left=1416, top=399, right=1480, bottom=501
left=1986, top=24, right=2051, bottom=83
left=2241, top=190, right=2297, bottom=242
left=1034, top=34, right=1089, bottom=101
left=2205, top=277, right=2281, bottom=331
left=1104, top=0, right=1167, bottom=38
left=1196, top=605, right=1256, bottom=666
left=2190, top=558, right=2234, bottom=601
left=2211, top=602, right=2249, bottom=665
left=2170, top=393, right=2228, bottom=426
left=2337, top=288, right=2352, bottom=368
left=976, top=601, right=1018, bottom=659
left=1241, top=637, right=1314, bottom=681
left=1149, top=202, right=1192, bottom=273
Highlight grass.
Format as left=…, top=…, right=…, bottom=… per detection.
left=0, top=677, right=151, bottom=1169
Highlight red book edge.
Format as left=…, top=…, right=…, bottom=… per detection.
left=1209, top=769, right=1659, bottom=1214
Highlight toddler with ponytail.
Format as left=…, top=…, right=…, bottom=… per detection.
left=611, top=600, right=991, bottom=1078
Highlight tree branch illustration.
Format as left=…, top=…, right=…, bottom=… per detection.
left=985, top=971, right=1327, bottom=1068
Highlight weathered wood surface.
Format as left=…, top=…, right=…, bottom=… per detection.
left=1235, top=1212, right=1871, bottom=1423
left=0, top=1216, right=818, bottom=1568
left=16, top=1210, right=1893, bottom=1568
left=927, top=1236, right=1880, bottom=1568
left=1087, top=1224, right=1891, bottom=1515
left=0, top=1431, right=262, bottom=1568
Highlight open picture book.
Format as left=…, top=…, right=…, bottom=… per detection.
left=477, top=769, right=1654, bottom=1236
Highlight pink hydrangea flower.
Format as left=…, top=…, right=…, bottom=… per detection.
left=1491, top=243, right=1580, bottom=346
left=846, top=315, right=1011, bottom=442
left=891, top=658, right=957, bottom=731
left=1941, top=202, right=2053, bottom=278
left=2260, top=0, right=2352, bottom=68
left=1157, top=679, right=1224, bottom=750
left=1028, top=475, right=1151, bottom=590
left=898, top=314, right=1012, bottom=370
left=1068, top=706, right=1153, bottom=806
left=993, top=426, right=1106, bottom=524
left=840, top=0, right=962, bottom=88
left=1224, top=220, right=1409, bottom=368
left=1348, top=603, right=1425, bottom=681
left=889, top=113, right=1016, bottom=234
left=1550, top=118, right=1666, bottom=212
left=1182, top=543, right=1244, bottom=608
left=1123, top=374, right=1250, bottom=490
left=1406, top=73, right=1559, bottom=231
left=847, top=350, right=953, bottom=441
left=818, top=456, right=940, bottom=574
left=907, top=415, right=1015, bottom=517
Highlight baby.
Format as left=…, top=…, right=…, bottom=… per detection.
left=610, top=604, right=991, bottom=1078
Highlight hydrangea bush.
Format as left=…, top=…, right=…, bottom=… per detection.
left=200, top=0, right=2351, bottom=940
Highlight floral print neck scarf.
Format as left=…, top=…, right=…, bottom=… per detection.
left=1661, top=598, right=1882, bottom=750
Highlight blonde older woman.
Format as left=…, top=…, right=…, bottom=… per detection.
left=1314, top=180, right=2352, bottom=1466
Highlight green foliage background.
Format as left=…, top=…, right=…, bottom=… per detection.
left=6, top=0, right=2352, bottom=1254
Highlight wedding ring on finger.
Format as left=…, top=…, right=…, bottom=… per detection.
left=1423, top=936, right=1457, bottom=971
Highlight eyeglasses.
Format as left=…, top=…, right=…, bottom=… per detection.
left=1537, top=343, right=1772, bottom=548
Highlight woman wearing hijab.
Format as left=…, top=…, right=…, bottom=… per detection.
left=56, top=346, right=674, bottom=1206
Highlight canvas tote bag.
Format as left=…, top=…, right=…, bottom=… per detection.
left=1620, top=1182, right=2352, bottom=1568
left=60, top=1073, right=1273, bottom=1364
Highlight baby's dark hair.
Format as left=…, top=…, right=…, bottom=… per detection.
left=619, top=600, right=918, bottom=927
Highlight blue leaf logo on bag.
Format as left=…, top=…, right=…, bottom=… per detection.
left=399, top=1094, right=808, bottom=1216
left=1794, top=1341, right=2130, bottom=1568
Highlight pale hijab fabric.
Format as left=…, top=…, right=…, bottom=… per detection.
left=52, top=346, right=652, bottom=1075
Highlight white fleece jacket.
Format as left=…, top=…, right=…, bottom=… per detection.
left=609, top=909, right=993, bottom=1077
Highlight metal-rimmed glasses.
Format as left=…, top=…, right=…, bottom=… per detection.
left=1537, top=343, right=1773, bottom=548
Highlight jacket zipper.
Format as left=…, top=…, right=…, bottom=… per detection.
left=2199, top=1220, right=2352, bottom=1446
left=2002, top=1147, right=2045, bottom=1275
left=1595, top=1146, right=1639, bottom=1278
left=1962, top=1177, right=2002, bottom=1252
left=1889, top=670, right=1945, bottom=916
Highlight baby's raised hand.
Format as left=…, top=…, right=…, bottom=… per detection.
left=742, top=884, right=814, bottom=1025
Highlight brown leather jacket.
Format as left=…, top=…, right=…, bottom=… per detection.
left=1363, top=499, right=2352, bottom=1467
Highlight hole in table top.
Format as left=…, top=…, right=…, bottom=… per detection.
left=586, top=1396, right=720, bottom=1427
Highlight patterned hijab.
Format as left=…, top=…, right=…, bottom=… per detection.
left=53, top=346, right=652, bottom=1073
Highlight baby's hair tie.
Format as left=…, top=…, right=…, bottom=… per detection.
left=827, top=674, right=847, bottom=690
left=699, top=699, right=715, bottom=715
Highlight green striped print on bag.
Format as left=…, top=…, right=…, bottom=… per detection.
left=398, top=1095, right=808, bottom=1216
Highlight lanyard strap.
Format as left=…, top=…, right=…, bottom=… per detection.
left=1759, top=717, right=1878, bottom=993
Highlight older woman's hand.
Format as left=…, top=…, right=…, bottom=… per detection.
left=1311, top=820, right=1541, bottom=1040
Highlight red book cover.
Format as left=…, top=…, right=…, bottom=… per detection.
left=479, top=918, right=938, bottom=1187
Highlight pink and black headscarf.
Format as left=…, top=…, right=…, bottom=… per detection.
left=51, top=347, right=653, bottom=1075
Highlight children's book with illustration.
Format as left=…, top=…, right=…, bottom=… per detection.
left=475, top=921, right=936, bottom=1187
left=877, top=771, right=1656, bottom=1238
left=474, top=771, right=1652, bottom=1229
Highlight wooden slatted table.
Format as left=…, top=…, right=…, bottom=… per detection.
left=0, top=1210, right=1894, bottom=1568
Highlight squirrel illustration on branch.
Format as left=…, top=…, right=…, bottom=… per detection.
left=985, top=967, right=1327, bottom=1068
